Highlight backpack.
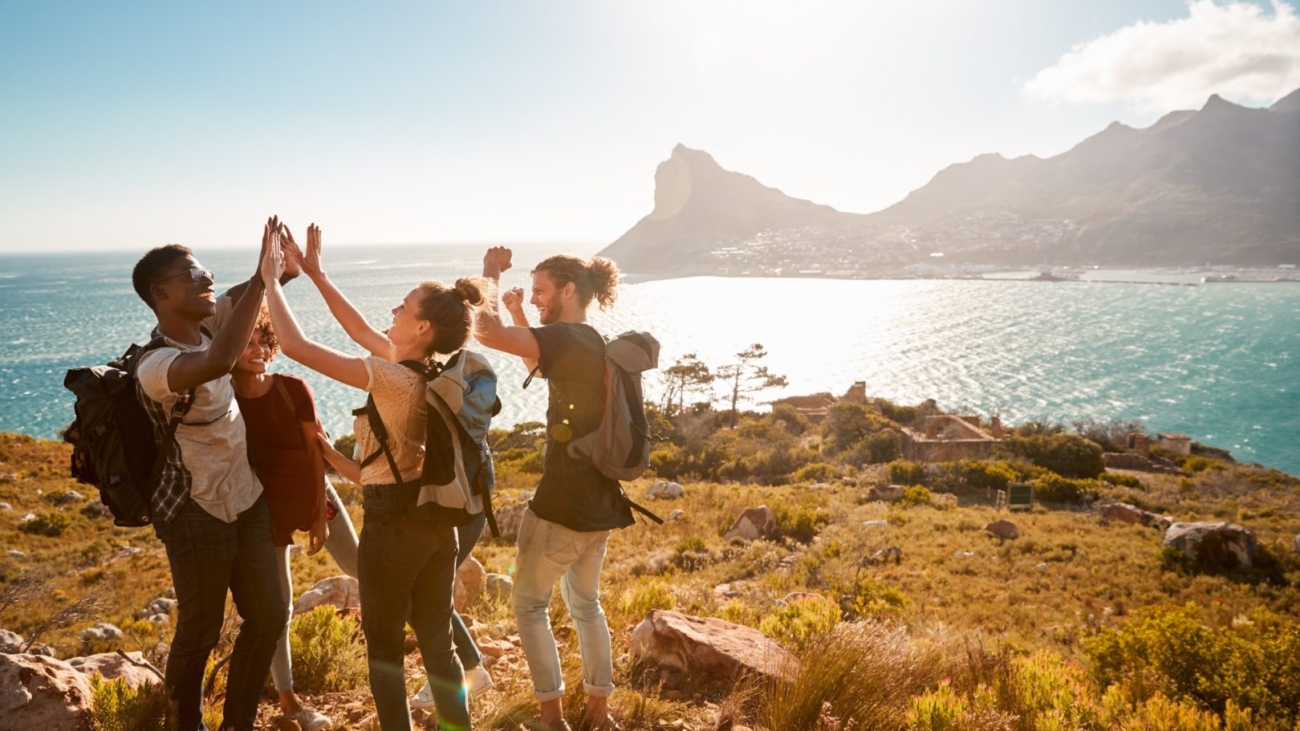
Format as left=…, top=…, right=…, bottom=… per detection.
left=566, top=330, right=660, bottom=482
left=355, top=350, right=503, bottom=536
left=63, top=338, right=197, bottom=527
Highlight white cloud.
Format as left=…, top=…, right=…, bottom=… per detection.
left=1024, top=1, right=1300, bottom=113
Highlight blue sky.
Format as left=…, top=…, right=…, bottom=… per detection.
left=1, top=1, right=1296, bottom=251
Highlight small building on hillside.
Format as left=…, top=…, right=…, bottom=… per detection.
left=1157, top=433, right=1192, bottom=456
left=771, top=381, right=870, bottom=421
left=901, top=415, right=1001, bottom=462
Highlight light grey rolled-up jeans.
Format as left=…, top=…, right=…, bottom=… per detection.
left=270, top=481, right=359, bottom=692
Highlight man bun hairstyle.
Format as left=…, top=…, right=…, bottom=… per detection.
left=532, top=254, right=620, bottom=310
left=417, top=276, right=492, bottom=357
left=131, top=244, right=193, bottom=311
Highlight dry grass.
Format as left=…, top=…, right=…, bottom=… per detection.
left=4, top=431, right=1300, bottom=728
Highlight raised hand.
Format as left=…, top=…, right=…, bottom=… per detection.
left=260, top=222, right=285, bottom=286
left=254, top=215, right=279, bottom=281
left=502, top=286, right=525, bottom=314
left=304, top=224, right=323, bottom=278
left=277, top=223, right=303, bottom=280
left=482, top=246, right=513, bottom=279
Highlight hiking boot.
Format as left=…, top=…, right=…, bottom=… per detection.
left=286, top=705, right=332, bottom=731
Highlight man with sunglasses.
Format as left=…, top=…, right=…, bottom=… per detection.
left=130, top=219, right=297, bottom=731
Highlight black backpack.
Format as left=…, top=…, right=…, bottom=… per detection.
left=63, top=338, right=195, bottom=527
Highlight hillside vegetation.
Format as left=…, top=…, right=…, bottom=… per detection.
left=3, top=395, right=1300, bottom=730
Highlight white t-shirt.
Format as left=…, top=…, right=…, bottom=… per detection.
left=135, top=295, right=263, bottom=522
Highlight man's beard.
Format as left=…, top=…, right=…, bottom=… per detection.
left=539, top=292, right=562, bottom=325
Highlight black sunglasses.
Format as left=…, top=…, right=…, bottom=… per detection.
left=153, top=267, right=214, bottom=286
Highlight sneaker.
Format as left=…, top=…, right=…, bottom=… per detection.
left=465, top=663, right=494, bottom=695
left=411, top=665, right=494, bottom=709
left=410, top=681, right=437, bottom=710
left=286, top=706, right=332, bottom=731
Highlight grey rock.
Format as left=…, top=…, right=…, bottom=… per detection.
left=7, top=550, right=24, bottom=559
left=723, top=505, right=777, bottom=542
left=667, top=509, right=686, bottom=522
left=0, top=629, right=23, bottom=653
left=866, top=484, right=907, bottom=502
left=485, top=573, right=513, bottom=604
left=647, top=481, right=684, bottom=500
left=984, top=520, right=1020, bottom=541
left=0, top=502, right=11, bottom=511
left=868, top=546, right=903, bottom=565
left=0, top=473, right=15, bottom=484
left=0, top=654, right=93, bottom=730
left=78, top=623, right=123, bottom=644
left=862, top=520, right=889, bottom=529
left=295, top=575, right=361, bottom=615
left=1163, top=522, right=1258, bottom=570
left=1100, top=502, right=1170, bottom=530
left=65, top=651, right=160, bottom=689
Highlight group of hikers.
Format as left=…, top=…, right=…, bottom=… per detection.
left=127, top=218, right=633, bottom=731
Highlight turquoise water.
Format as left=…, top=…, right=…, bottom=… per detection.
left=2, top=245, right=1297, bottom=475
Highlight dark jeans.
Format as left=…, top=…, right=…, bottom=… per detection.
left=452, top=512, right=485, bottom=671
left=360, top=484, right=470, bottom=731
left=156, top=497, right=287, bottom=731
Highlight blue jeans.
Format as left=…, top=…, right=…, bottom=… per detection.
left=156, top=496, right=287, bottom=731
left=512, top=508, right=615, bottom=702
left=359, top=484, right=470, bottom=731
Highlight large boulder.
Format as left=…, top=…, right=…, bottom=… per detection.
left=454, top=557, right=486, bottom=612
left=984, top=520, right=1020, bottom=541
left=723, top=505, right=777, bottom=542
left=866, top=485, right=907, bottom=502
left=630, top=610, right=797, bottom=690
left=0, top=654, right=93, bottom=731
left=1163, top=522, right=1258, bottom=570
left=485, top=573, right=513, bottom=604
left=65, top=652, right=159, bottom=690
left=77, top=623, right=123, bottom=645
left=647, top=481, right=684, bottom=500
left=1100, top=503, right=1170, bottom=530
left=294, top=575, right=361, bottom=615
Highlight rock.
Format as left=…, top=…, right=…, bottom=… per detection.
left=78, top=623, right=123, bottom=644
left=7, top=550, right=24, bottom=559
left=1163, top=522, right=1258, bottom=570
left=1100, top=502, right=1170, bottom=530
left=161, top=588, right=176, bottom=599
left=29, top=644, right=56, bottom=658
left=713, top=583, right=740, bottom=599
left=484, top=573, right=513, bottom=604
left=65, top=652, right=159, bottom=689
left=647, top=481, right=684, bottom=500
left=868, top=546, right=903, bottom=565
left=81, top=501, right=111, bottom=519
left=630, top=610, right=797, bottom=689
left=454, top=557, right=486, bottom=612
left=866, top=485, right=906, bottom=502
left=0, top=502, right=11, bottom=511
left=809, top=482, right=831, bottom=490
left=490, top=496, right=532, bottom=540
left=142, top=598, right=176, bottom=617
left=148, top=615, right=169, bottom=626
left=0, top=653, right=93, bottom=730
left=862, top=520, right=888, bottom=529
left=477, top=639, right=513, bottom=659
left=20, top=513, right=36, bottom=524
left=294, top=575, right=361, bottom=615
left=108, top=546, right=144, bottom=563
left=0, top=629, right=23, bottom=654
left=0, top=473, right=15, bottom=484
left=1034, top=562, right=1048, bottom=570
left=667, top=509, right=686, bottom=522
left=984, top=520, right=1020, bottom=541
left=953, top=550, right=974, bottom=558
left=49, top=490, right=84, bottom=505
left=723, top=505, right=776, bottom=542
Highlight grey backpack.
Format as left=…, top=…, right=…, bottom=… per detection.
left=566, top=331, right=659, bottom=481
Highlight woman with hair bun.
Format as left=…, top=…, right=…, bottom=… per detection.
left=260, top=224, right=488, bottom=731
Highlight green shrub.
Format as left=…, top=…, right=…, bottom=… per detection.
left=1184, top=456, right=1227, bottom=474
left=792, top=461, right=838, bottom=483
left=617, top=581, right=675, bottom=621
left=996, top=432, right=1104, bottom=479
left=758, top=595, right=840, bottom=648
left=287, top=606, right=368, bottom=695
left=959, top=460, right=1018, bottom=493
left=20, top=510, right=71, bottom=537
left=1031, top=474, right=1096, bottom=502
left=838, top=576, right=909, bottom=619
left=1100, top=472, right=1143, bottom=488
left=853, top=430, right=903, bottom=464
left=774, top=503, right=831, bottom=544
left=900, top=485, right=934, bottom=508
left=332, top=433, right=357, bottom=460
left=497, top=447, right=544, bottom=474
left=1085, top=605, right=1300, bottom=724
left=822, top=402, right=895, bottom=452
left=888, top=460, right=927, bottom=486
left=488, top=421, right=546, bottom=451
left=770, top=403, right=810, bottom=436
left=90, top=675, right=171, bottom=731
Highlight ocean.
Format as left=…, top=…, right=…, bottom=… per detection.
left=2, top=245, right=1297, bottom=475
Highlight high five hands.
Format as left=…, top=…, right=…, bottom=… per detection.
left=280, top=223, right=323, bottom=279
